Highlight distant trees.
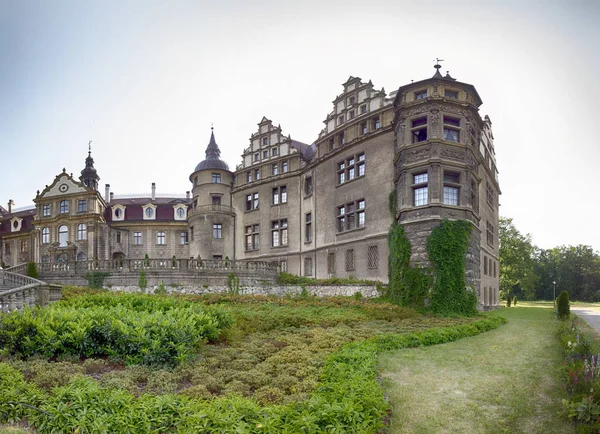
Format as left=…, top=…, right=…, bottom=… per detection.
left=499, top=217, right=600, bottom=302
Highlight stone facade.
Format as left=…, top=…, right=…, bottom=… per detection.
left=0, top=66, right=500, bottom=309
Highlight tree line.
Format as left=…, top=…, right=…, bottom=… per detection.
left=499, top=217, right=600, bottom=302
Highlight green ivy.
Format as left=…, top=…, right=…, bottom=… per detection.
left=26, top=262, right=39, bottom=279
left=427, top=219, right=477, bottom=316
left=84, top=271, right=110, bottom=289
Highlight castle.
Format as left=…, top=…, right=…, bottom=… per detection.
left=0, top=65, right=501, bottom=308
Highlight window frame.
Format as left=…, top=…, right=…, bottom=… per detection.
left=133, top=231, right=142, bottom=245
left=213, top=223, right=223, bottom=239
left=77, top=200, right=87, bottom=213
left=337, top=152, right=365, bottom=185
left=443, top=171, right=461, bottom=206
left=271, top=219, right=288, bottom=247
left=246, top=192, right=259, bottom=211
left=77, top=223, right=87, bottom=241
left=42, top=227, right=50, bottom=244
left=211, top=173, right=221, bottom=184
left=42, top=204, right=51, bottom=217
left=60, top=200, right=69, bottom=214
left=180, top=231, right=188, bottom=245
left=412, top=171, right=429, bottom=207
left=305, top=213, right=312, bottom=242
left=245, top=224, right=260, bottom=251
left=157, top=231, right=166, bottom=245
left=337, top=199, right=366, bottom=233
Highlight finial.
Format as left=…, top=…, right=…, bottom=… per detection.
left=434, top=58, right=444, bottom=70
left=88, top=139, right=92, bottom=152
left=211, top=123, right=214, bottom=131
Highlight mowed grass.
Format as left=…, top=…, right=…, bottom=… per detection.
left=379, top=307, right=574, bottom=434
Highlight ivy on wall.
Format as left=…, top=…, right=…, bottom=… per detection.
left=427, top=219, right=477, bottom=316
left=387, top=190, right=477, bottom=316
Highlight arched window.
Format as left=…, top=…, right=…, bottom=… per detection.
left=177, top=208, right=185, bottom=218
left=58, top=225, right=68, bottom=247
left=42, top=227, right=50, bottom=244
left=77, top=224, right=87, bottom=240
left=76, top=251, right=88, bottom=261
left=146, top=208, right=154, bottom=218
left=60, top=200, right=69, bottom=214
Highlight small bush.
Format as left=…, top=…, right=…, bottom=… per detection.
left=506, top=295, right=511, bottom=307
left=557, top=290, right=570, bottom=320
left=512, top=296, right=517, bottom=306
left=154, top=281, right=167, bottom=296
left=26, top=262, right=38, bottom=279
left=138, top=270, right=147, bottom=292
left=354, top=291, right=363, bottom=301
left=84, top=271, right=110, bottom=289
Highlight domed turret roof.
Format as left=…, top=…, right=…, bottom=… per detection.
left=194, top=128, right=230, bottom=172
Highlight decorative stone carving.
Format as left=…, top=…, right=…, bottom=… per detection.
left=440, top=147, right=465, bottom=161
left=407, top=147, right=429, bottom=163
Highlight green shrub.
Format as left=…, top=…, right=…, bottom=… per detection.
left=138, top=270, right=147, bottom=292
left=26, top=262, right=38, bottom=279
left=84, top=271, right=110, bottom=289
left=507, top=294, right=512, bottom=307
left=557, top=290, right=570, bottom=320
left=144, top=254, right=150, bottom=267
left=227, top=273, right=240, bottom=295
left=154, top=281, right=166, bottom=296
left=354, top=291, right=363, bottom=301
left=512, top=296, right=517, bottom=306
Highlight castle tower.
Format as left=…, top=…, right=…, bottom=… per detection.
left=392, top=62, right=500, bottom=308
left=80, top=142, right=100, bottom=190
left=188, top=128, right=235, bottom=261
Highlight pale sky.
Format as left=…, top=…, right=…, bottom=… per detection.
left=1, top=0, right=599, bottom=251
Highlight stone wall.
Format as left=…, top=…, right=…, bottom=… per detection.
left=103, top=284, right=380, bottom=298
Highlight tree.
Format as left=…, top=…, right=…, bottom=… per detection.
left=499, top=217, right=536, bottom=300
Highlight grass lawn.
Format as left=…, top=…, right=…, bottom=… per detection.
left=379, top=306, right=574, bottom=434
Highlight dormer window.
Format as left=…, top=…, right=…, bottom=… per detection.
left=415, top=89, right=428, bottom=100
left=142, top=204, right=157, bottom=220
left=174, top=205, right=187, bottom=221
left=112, top=205, right=126, bottom=221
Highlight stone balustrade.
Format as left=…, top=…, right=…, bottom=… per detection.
left=36, top=259, right=278, bottom=276
left=0, top=271, right=61, bottom=313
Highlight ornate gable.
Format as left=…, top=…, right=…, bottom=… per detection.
left=35, top=169, right=89, bottom=201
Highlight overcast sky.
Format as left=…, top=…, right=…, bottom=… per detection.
left=1, top=0, right=599, bottom=251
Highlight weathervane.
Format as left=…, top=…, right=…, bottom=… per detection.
left=88, top=140, right=93, bottom=152
left=434, top=58, right=444, bottom=70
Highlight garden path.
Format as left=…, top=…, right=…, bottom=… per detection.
left=571, top=305, right=600, bottom=334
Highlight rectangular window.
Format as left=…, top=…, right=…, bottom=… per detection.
left=5, top=244, right=10, bottom=255
left=304, top=257, right=313, bottom=276
left=190, top=226, right=194, bottom=241
left=304, top=176, right=313, bottom=196
left=338, top=131, right=345, bottom=146
left=487, top=221, right=494, bottom=246
left=484, top=255, right=488, bottom=275
left=367, top=245, right=379, bottom=269
left=280, top=260, right=287, bottom=272
left=212, top=196, right=221, bottom=206
left=60, top=200, right=69, bottom=214
left=411, top=117, right=428, bottom=143
left=443, top=171, right=460, bottom=206
left=345, top=249, right=355, bottom=271
left=43, top=204, right=50, bottom=216
left=262, top=137, right=269, bottom=146
left=254, top=153, right=260, bottom=162
left=305, top=213, right=312, bottom=242
left=337, top=152, right=365, bottom=184
left=493, top=261, right=497, bottom=278
left=338, top=115, right=344, bottom=125
left=272, top=163, right=279, bottom=176
left=373, top=116, right=380, bottom=130
left=255, top=169, right=260, bottom=180
left=246, top=171, right=252, bottom=183
left=116, top=232, right=122, bottom=243
left=328, top=138, right=335, bottom=152
left=282, top=161, right=288, bottom=173
left=245, top=224, right=260, bottom=251
left=360, top=104, right=367, bottom=114
left=262, top=150, right=269, bottom=159
left=271, top=147, right=278, bottom=156
left=157, top=231, right=166, bottom=245
left=42, top=228, right=49, bottom=244
left=361, top=121, right=367, bottom=135
left=213, top=224, right=222, bottom=239
left=486, top=182, right=495, bottom=208
left=348, top=96, right=355, bottom=105
left=415, top=89, right=428, bottom=100
left=271, top=219, right=288, bottom=247
left=413, top=172, right=428, bottom=206
left=445, top=90, right=459, bottom=99
left=443, top=116, right=460, bottom=142
left=272, top=186, right=287, bottom=205
left=246, top=193, right=259, bottom=211
left=134, top=232, right=142, bottom=245
left=20, top=240, right=28, bottom=253
left=212, top=173, right=221, bottom=183
left=78, top=200, right=87, bottom=213
left=337, top=199, right=365, bottom=232
left=327, top=252, right=335, bottom=274
left=180, top=231, right=188, bottom=244
left=77, top=224, right=87, bottom=240
left=348, top=109, right=355, bottom=120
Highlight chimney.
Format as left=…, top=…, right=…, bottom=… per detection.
left=151, top=183, right=156, bottom=200
left=8, top=199, right=14, bottom=213
left=105, top=184, right=110, bottom=202
left=186, top=191, right=190, bottom=200
left=110, top=192, right=114, bottom=201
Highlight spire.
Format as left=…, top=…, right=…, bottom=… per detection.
left=205, top=126, right=221, bottom=159
left=80, top=140, right=100, bottom=189
left=433, top=57, right=444, bottom=78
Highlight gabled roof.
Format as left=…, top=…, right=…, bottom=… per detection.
left=35, top=169, right=91, bottom=201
